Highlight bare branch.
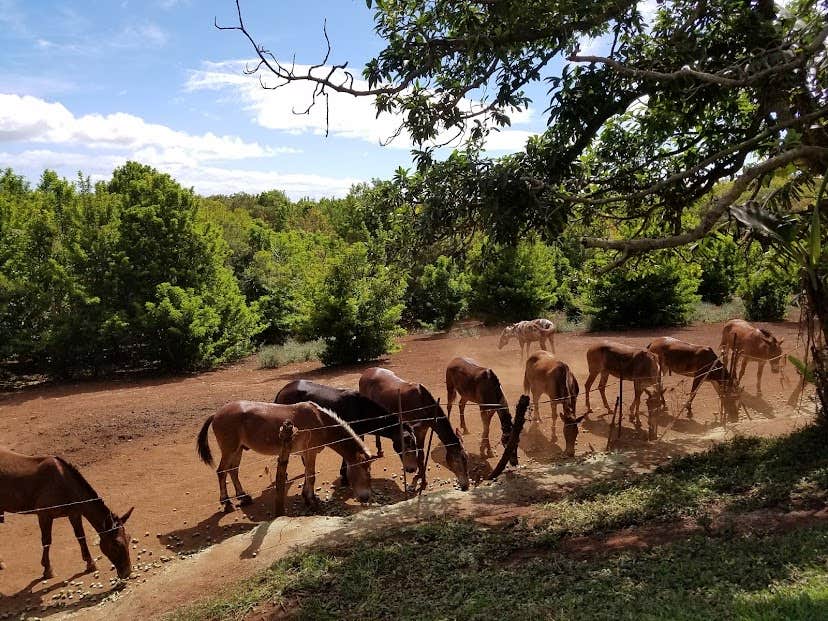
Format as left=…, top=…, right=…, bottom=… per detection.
left=581, top=146, right=828, bottom=252
left=568, top=24, right=828, bottom=87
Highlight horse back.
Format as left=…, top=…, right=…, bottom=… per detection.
left=0, top=450, right=83, bottom=514
left=446, top=357, right=497, bottom=403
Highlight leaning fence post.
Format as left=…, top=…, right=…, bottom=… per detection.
left=617, top=377, right=624, bottom=441
left=488, top=395, right=528, bottom=480
left=606, top=395, right=620, bottom=451
left=273, top=421, right=294, bottom=517
left=418, top=398, right=438, bottom=497
left=397, top=388, right=409, bottom=500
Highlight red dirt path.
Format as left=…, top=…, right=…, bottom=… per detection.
left=0, top=320, right=810, bottom=618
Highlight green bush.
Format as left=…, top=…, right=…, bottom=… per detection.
left=740, top=270, right=790, bottom=322
left=467, top=238, right=573, bottom=323
left=405, top=255, right=470, bottom=330
left=695, top=235, right=741, bottom=305
left=585, top=253, right=701, bottom=330
left=306, top=243, right=405, bottom=366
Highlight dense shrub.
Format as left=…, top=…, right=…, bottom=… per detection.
left=258, top=339, right=324, bottom=369
left=695, top=235, right=741, bottom=305
left=306, top=243, right=405, bottom=366
left=585, top=254, right=701, bottom=330
left=405, top=255, right=470, bottom=330
left=740, top=270, right=791, bottom=322
left=467, top=238, right=573, bottom=323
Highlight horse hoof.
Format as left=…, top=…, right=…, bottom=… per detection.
left=238, top=494, right=254, bottom=507
left=376, top=450, right=384, bottom=458
left=461, top=427, right=470, bottom=436
left=42, top=569, right=54, bottom=580
left=222, top=501, right=234, bottom=514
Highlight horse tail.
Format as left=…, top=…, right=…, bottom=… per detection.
left=197, top=415, right=215, bottom=466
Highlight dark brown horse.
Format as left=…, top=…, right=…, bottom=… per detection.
left=522, top=351, right=584, bottom=456
left=584, top=341, right=666, bottom=426
left=359, top=367, right=470, bottom=491
left=274, top=380, right=419, bottom=485
left=647, top=336, right=741, bottom=421
left=0, top=448, right=134, bottom=580
left=445, top=357, right=515, bottom=462
left=197, top=400, right=374, bottom=511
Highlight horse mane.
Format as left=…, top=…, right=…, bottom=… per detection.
left=757, top=327, right=775, bottom=340
left=313, top=404, right=373, bottom=457
left=54, top=457, right=107, bottom=508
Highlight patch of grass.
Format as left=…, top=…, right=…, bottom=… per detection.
left=258, top=339, right=324, bottom=369
left=690, top=297, right=746, bottom=323
left=547, top=311, right=587, bottom=333
left=538, top=426, right=828, bottom=540
left=171, top=519, right=828, bottom=621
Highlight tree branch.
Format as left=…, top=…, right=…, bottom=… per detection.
left=581, top=146, right=828, bottom=252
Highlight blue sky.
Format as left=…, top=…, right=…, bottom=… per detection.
left=0, top=0, right=602, bottom=198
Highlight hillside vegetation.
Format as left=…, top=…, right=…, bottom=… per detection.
left=0, top=163, right=797, bottom=378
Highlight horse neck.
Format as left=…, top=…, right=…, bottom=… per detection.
left=431, top=406, right=460, bottom=445
left=61, top=466, right=112, bottom=533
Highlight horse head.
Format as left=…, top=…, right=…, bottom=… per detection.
left=446, top=429, right=470, bottom=490
left=560, top=413, right=586, bottom=457
left=497, top=327, right=513, bottom=350
left=99, top=507, right=134, bottom=579
left=392, top=422, right=420, bottom=474
left=345, top=447, right=374, bottom=503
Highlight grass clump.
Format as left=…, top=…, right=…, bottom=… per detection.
left=690, top=297, right=746, bottom=324
left=258, top=339, right=323, bottom=369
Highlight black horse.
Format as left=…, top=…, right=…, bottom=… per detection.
left=274, top=380, right=420, bottom=483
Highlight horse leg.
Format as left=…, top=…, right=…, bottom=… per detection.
left=756, top=361, right=765, bottom=395
left=69, top=514, right=96, bottom=573
left=459, top=397, right=469, bottom=435
left=687, top=374, right=703, bottom=419
left=630, top=383, right=642, bottom=427
left=302, top=451, right=321, bottom=510
left=216, top=451, right=235, bottom=513
left=38, top=514, right=54, bottom=579
left=339, top=458, right=349, bottom=486
left=374, top=435, right=384, bottom=458
left=530, top=389, right=540, bottom=423
left=738, top=358, right=748, bottom=386
left=411, top=426, right=428, bottom=491
left=598, top=372, right=612, bottom=414
left=584, top=371, right=597, bottom=414
left=550, top=401, right=558, bottom=441
left=479, top=409, right=494, bottom=458
left=228, top=449, right=253, bottom=506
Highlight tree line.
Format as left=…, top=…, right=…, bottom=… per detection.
left=0, top=161, right=797, bottom=378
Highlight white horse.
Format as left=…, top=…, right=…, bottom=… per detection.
left=498, top=319, right=556, bottom=359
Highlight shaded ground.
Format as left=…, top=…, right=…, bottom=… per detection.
left=0, top=319, right=811, bottom=618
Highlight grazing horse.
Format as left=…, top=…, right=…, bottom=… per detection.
left=720, top=319, right=785, bottom=394
left=359, top=367, right=470, bottom=491
left=445, top=357, right=515, bottom=462
left=0, top=448, right=134, bottom=580
left=274, top=380, right=419, bottom=485
left=197, top=400, right=374, bottom=511
left=523, top=351, right=584, bottom=456
left=498, top=319, right=556, bottom=358
left=647, top=336, right=742, bottom=421
left=584, top=341, right=666, bottom=427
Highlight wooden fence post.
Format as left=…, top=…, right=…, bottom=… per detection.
left=488, top=395, right=529, bottom=480
left=397, top=388, right=409, bottom=499
left=418, top=398, right=438, bottom=497
left=273, top=421, right=294, bottom=517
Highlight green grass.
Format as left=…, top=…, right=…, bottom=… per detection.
left=538, top=426, right=828, bottom=540
left=171, top=426, right=828, bottom=621
left=690, top=298, right=746, bottom=323
left=258, top=339, right=324, bottom=369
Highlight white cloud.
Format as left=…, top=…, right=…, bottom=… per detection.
left=114, top=22, right=169, bottom=48
left=0, top=94, right=361, bottom=198
left=0, top=93, right=297, bottom=163
left=187, top=60, right=535, bottom=152
left=0, top=149, right=360, bottom=198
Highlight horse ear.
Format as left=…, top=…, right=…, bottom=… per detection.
left=120, top=507, right=135, bottom=524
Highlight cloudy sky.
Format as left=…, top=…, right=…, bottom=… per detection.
left=0, top=0, right=592, bottom=198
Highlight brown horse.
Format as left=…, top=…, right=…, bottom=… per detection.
left=445, top=357, right=515, bottom=462
left=647, top=336, right=741, bottom=421
left=197, top=400, right=374, bottom=511
left=359, top=367, right=470, bottom=491
left=522, top=352, right=584, bottom=456
left=584, top=341, right=666, bottom=427
left=720, top=319, right=785, bottom=394
left=0, top=448, right=134, bottom=580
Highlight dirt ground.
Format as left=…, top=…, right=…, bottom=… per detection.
left=0, top=320, right=812, bottom=618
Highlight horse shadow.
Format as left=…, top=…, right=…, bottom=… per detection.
left=739, top=392, right=776, bottom=418
left=519, top=420, right=566, bottom=463
left=2, top=569, right=125, bottom=617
